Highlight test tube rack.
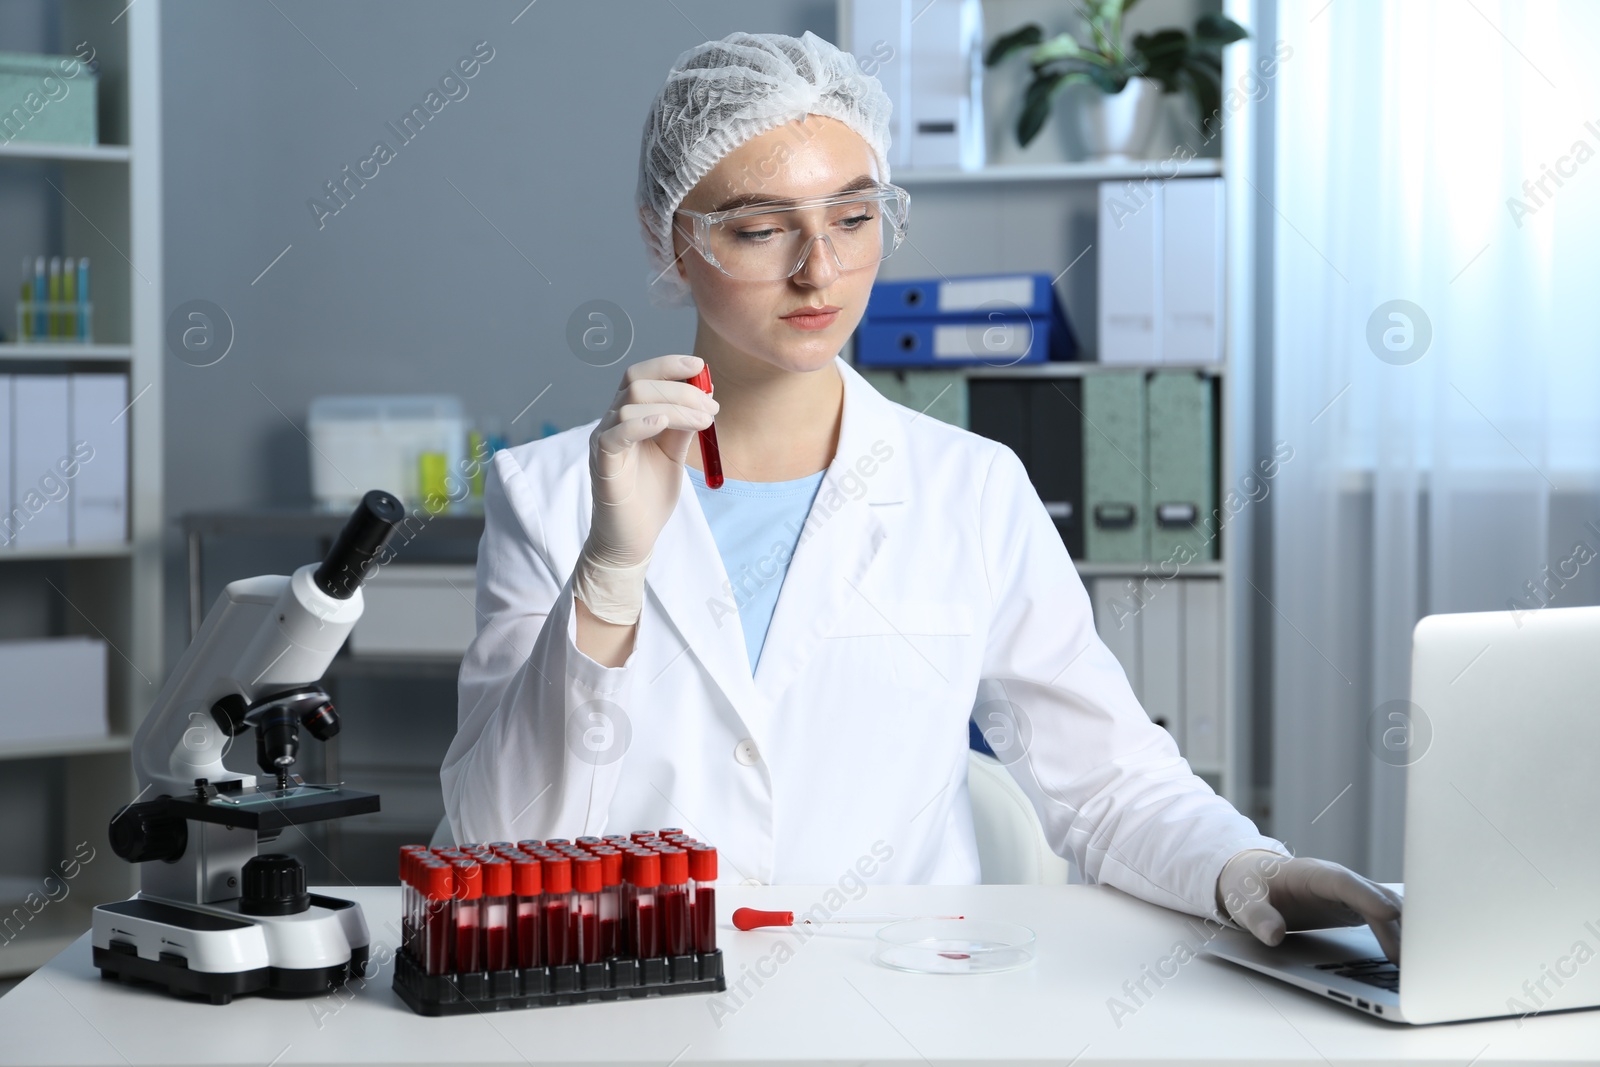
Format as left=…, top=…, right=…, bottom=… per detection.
left=392, top=945, right=726, bottom=1016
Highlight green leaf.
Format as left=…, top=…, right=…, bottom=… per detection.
left=985, top=23, right=1044, bottom=67
left=1132, top=28, right=1188, bottom=90
left=1030, top=32, right=1083, bottom=64
left=1194, top=13, right=1250, bottom=48
left=1180, top=59, right=1224, bottom=137
left=1017, top=70, right=1088, bottom=146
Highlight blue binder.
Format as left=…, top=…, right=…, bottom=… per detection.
left=856, top=272, right=1079, bottom=367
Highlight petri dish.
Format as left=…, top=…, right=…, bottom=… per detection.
left=873, top=918, right=1036, bottom=975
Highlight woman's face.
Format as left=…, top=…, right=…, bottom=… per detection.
left=671, top=115, right=883, bottom=376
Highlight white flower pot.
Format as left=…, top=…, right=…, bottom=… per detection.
left=1075, top=76, right=1164, bottom=162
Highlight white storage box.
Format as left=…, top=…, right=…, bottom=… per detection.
left=307, top=395, right=465, bottom=513
left=0, top=636, right=107, bottom=746
left=348, top=564, right=479, bottom=657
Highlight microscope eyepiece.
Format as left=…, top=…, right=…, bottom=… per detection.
left=313, top=489, right=405, bottom=600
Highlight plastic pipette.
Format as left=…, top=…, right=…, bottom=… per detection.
left=732, top=907, right=964, bottom=931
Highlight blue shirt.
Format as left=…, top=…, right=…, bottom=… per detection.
left=688, top=464, right=826, bottom=673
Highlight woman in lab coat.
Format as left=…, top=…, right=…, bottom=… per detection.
left=445, top=30, right=1402, bottom=958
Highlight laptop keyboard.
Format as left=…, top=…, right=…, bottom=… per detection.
left=1316, top=957, right=1399, bottom=992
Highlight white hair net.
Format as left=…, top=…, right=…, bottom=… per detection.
left=636, top=30, right=893, bottom=308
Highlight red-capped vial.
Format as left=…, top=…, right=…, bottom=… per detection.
left=627, top=850, right=661, bottom=960
left=659, top=848, right=691, bottom=956
left=516, top=839, right=544, bottom=851
left=630, top=831, right=658, bottom=844
left=575, top=835, right=604, bottom=850
left=512, top=853, right=543, bottom=969
left=602, top=834, right=630, bottom=846
left=658, top=827, right=684, bottom=836
left=487, top=840, right=515, bottom=851
left=541, top=854, right=574, bottom=967
left=421, top=860, right=455, bottom=976
left=572, top=856, right=602, bottom=964
left=594, top=849, right=623, bottom=958
left=689, top=845, right=718, bottom=954
left=480, top=857, right=513, bottom=971
left=544, top=838, right=571, bottom=847
left=450, top=859, right=483, bottom=973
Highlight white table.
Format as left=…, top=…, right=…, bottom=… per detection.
left=1, top=884, right=1594, bottom=1065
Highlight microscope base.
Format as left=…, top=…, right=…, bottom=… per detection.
left=90, top=892, right=370, bottom=1006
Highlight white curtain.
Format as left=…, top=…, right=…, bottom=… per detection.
left=1270, top=0, right=1600, bottom=880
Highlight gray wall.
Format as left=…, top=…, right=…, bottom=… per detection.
left=160, top=0, right=833, bottom=667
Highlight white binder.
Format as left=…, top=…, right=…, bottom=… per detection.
left=1142, top=582, right=1185, bottom=747
left=1089, top=577, right=1143, bottom=703
left=838, top=0, right=910, bottom=171
left=1097, top=180, right=1162, bottom=362
left=1182, top=577, right=1226, bottom=771
left=11, top=375, right=71, bottom=547
left=1161, top=178, right=1225, bottom=362
left=0, top=376, right=11, bottom=548
left=70, top=374, right=129, bottom=544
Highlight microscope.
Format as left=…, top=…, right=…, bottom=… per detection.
left=91, top=490, right=405, bottom=1004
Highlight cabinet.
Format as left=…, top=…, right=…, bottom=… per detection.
left=0, top=0, right=163, bottom=977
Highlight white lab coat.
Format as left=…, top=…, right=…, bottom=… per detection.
left=445, top=356, right=1286, bottom=922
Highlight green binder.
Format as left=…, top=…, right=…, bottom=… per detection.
left=859, top=368, right=968, bottom=429
left=1082, top=371, right=1147, bottom=562
left=1147, top=371, right=1217, bottom=563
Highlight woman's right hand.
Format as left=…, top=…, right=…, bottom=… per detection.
left=572, top=354, right=718, bottom=626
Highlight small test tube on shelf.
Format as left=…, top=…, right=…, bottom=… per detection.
left=594, top=848, right=623, bottom=958
left=659, top=848, right=691, bottom=956
left=541, top=854, right=574, bottom=966
left=421, top=860, right=455, bottom=976
left=480, top=857, right=513, bottom=971
left=572, top=855, right=602, bottom=964
left=627, top=850, right=662, bottom=960
left=451, top=859, right=483, bottom=973
left=512, top=852, right=542, bottom=968
left=689, top=845, right=718, bottom=954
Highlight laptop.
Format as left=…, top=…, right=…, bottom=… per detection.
left=1203, top=604, right=1600, bottom=1024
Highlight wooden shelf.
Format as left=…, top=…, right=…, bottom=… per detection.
left=894, top=157, right=1222, bottom=185
left=0, top=735, right=132, bottom=762
left=0, top=141, right=130, bottom=163
left=0, top=542, right=132, bottom=561
left=0, top=343, right=132, bottom=361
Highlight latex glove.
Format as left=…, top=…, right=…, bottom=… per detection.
left=1216, top=849, right=1404, bottom=965
left=573, top=354, right=718, bottom=625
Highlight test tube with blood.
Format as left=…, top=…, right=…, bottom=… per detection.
left=450, top=859, right=483, bottom=973
left=544, top=838, right=571, bottom=847
left=512, top=852, right=542, bottom=968
left=630, top=831, right=658, bottom=845
left=541, top=854, right=574, bottom=966
left=689, top=845, right=718, bottom=954
left=421, top=860, right=454, bottom=976
left=628, top=850, right=662, bottom=959
left=572, top=856, right=602, bottom=964
left=684, top=366, right=724, bottom=488
left=480, top=857, right=513, bottom=971
left=594, top=849, right=623, bottom=957
left=575, top=836, right=604, bottom=850
left=659, top=848, right=691, bottom=956
left=516, top=839, right=544, bottom=851
left=399, top=845, right=428, bottom=955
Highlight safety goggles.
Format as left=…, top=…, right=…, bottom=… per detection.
left=674, top=183, right=911, bottom=282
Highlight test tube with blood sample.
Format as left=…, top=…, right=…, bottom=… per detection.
left=575, top=836, right=604, bottom=850
left=572, top=855, right=602, bottom=964
left=450, top=859, right=483, bottom=973
left=544, top=838, right=571, bottom=847
left=627, top=850, right=662, bottom=959
left=421, top=860, right=454, bottom=976
left=689, top=845, right=718, bottom=954
left=480, top=857, right=513, bottom=971
left=594, top=848, right=623, bottom=957
left=512, top=852, right=542, bottom=968
left=516, top=839, right=543, bottom=851
left=659, top=848, right=691, bottom=956
left=399, top=845, right=428, bottom=955
left=541, top=854, right=574, bottom=966
left=684, top=366, right=724, bottom=488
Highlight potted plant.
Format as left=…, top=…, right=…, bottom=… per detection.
left=985, top=0, right=1249, bottom=160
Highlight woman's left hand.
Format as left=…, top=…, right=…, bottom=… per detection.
left=1216, top=849, right=1404, bottom=964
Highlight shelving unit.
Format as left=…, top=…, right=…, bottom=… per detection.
left=840, top=0, right=1257, bottom=815
left=0, top=0, right=163, bottom=978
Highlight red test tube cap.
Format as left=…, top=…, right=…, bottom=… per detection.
left=516, top=839, right=544, bottom=850
left=544, top=838, right=571, bottom=847
left=658, top=827, right=684, bottom=836
left=574, top=856, right=602, bottom=894
left=541, top=854, right=573, bottom=895
left=689, top=845, right=718, bottom=882
left=512, top=854, right=543, bottom=896
left=628, top=850, right=660, bottom=889
left=481, top=857, right=512, bottom=897
left=451, top=859, right=482, bottom=901
left=423, top=862, right=454, bottom=902
left=660, top=848, right=689, bottom=886
left=596, top=850, right=623, bottom=887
